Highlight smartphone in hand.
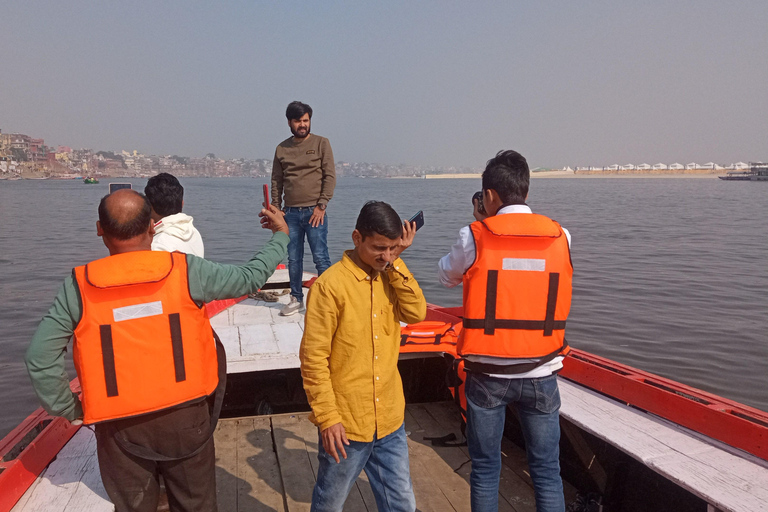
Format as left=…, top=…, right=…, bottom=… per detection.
left=408, top=210, right=424, bottom=231
left=262, top=184, right=270, bottom=208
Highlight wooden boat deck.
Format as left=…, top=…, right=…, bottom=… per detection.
left=208, top=269, right=312, bottom=374
left=11, top=402, right=551, bottom=512
left=12, top=387, right=768, bottom=511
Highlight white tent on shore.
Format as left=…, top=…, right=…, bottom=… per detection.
left=652, top=163, right=668, bottom=170
left=669, top=163, right=684, bottom=170
left=686, top=162, right=699, bottom=169
left=636, top=163, right=651, bottom=170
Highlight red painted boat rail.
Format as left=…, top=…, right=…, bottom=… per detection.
left=0, top=381, right=82, bottom=512
left=561, top=349, right=768, bottom=461
left=428, top=305, right=768, bottom=462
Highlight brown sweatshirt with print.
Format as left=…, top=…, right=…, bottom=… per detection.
left=271, top=134, right=336, bottom=208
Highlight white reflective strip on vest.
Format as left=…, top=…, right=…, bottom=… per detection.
left=502, top=258, right=546, bottom=271
left=409, top=331, right=437, bottom=336
left=113, top=301, right=163, bottom=322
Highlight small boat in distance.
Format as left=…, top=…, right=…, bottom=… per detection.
left=83, top=177, right=99, bottom=184
left=719, top=162, right=768, bottom=181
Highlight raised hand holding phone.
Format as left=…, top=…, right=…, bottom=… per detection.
left=392, top=211, right=423, bottom=261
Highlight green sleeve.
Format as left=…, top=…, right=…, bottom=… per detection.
left=187, top=231, right=289, bottom=303
left=25, top=275, right=83, bottom=422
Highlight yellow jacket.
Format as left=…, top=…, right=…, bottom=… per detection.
left=300, top=251, right=426, bottom=442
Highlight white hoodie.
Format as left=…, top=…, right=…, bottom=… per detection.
left=152, top=213, right=205, bottom=257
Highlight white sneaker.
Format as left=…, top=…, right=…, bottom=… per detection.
left=280, top=296, right=302, bottom=316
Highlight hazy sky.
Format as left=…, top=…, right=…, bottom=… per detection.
left=2, top=1, right=766, bottom=168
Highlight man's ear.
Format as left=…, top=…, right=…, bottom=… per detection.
left=148, top=220, right=155, bottom=237
left=352, top=229, right=362, bottom=247
left=96, top=221, right=103, bottom=237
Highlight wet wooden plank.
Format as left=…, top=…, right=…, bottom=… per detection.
left=407, top=404, right=472, bottom=511
left=560, top=379, right=768, bottom=512
left=238, top=417, right=286, bottom=511
left=403, top=408, right=459, bottom=512
left=271, top=413, right=317, bottom=511
left=424, top=401, right=534, bottom=512
left=214, top=419, right=239, bottom=511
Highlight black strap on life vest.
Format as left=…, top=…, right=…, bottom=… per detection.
left=100, top=325, right=119, bottom=398
left=112, top=329, right=227, bottom=462
left=400, top=333, right=452, bottom=346
left=169, top=313, right=186, bottom=382
left=99, top=314, right=189, bottom=395
left=464, top=271, right=565, bottom=335
left=463, top=338, right=570, bottom=374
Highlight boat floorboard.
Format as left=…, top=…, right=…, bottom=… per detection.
left=11, top=402, right=548, bottom=512
left=214, top=401, right=549, bottom=512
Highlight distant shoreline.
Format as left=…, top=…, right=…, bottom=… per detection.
left=1, top=170, right=725, bottom=181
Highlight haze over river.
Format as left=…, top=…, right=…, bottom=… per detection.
left=1, top=177, right=766, bottom=437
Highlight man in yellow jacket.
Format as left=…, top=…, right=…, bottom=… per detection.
left=300, top=200, right=426, bottom=512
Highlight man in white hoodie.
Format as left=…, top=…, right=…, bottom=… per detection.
left=144, top=173, right=205, bottom=257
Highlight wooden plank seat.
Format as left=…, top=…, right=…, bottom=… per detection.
left=558, top=379, right=768, bottom=512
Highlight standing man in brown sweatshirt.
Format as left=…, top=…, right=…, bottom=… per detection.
left=272, top=101, right=337, bottom=316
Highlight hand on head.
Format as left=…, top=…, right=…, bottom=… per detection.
left=392, top=220, right=417, bottom=260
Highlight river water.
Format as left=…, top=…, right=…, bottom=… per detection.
left=1, top=176, right=766, bottom=438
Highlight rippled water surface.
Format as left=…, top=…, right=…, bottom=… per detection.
left=1, top=177, right=766, bottom=437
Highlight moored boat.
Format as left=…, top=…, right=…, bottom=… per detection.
left=83, top=177, right=99, bottom=184
left=2, top=271, right=768, bottom=512
left=719, top=162, right=768, bottom=181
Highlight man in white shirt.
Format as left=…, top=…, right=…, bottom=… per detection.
left=144, top=173, right=205, bottom=257
left=438, top=150, right=572, bottom=512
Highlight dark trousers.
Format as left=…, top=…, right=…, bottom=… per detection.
left=94, top=399, right=218, bottom=512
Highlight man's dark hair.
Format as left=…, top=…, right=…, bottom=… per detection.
left=355, top=201, right=402, bottom=240
left=144, top=173, right=183, bottom=217
left=285, top=101, right=313, bottom=121
left=98, top=192, right=152, bottom=240
left=482, top=150, right=530, bottom=206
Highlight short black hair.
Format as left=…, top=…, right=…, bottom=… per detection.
left=144, top=173, right=183, bottom=217
left=98, top=192, right=152, bottom=240
left=286, top=101, right=313, bottom=121
left=482, top=150, right=530, bottom=206
left=355, top=201, right=402, bottom=240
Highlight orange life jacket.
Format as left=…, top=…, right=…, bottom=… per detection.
left=459, top=213, right=572, bottom=370
left=399, top=321, right=468, bottom=423
left=72, top=251, right=219, bottom=424
left=400, top=321, right=460, bottom=354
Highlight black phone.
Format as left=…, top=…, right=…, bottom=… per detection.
left=472, top=191, right=486, bottom=215
left=408, top=210, right=424, bottom=231
left=109, top=183, right=132, bottom=193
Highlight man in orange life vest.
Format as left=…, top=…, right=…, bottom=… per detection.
left=25, top=189, right=289, bottom=512
left=438, top=150, right=572, bottom=512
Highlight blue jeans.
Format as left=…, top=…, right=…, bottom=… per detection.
left=465, top=372, right=565, bottom=512
left=284, top=207, right=331, bottom=301
left=311, top=423, right=415, bottom=512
